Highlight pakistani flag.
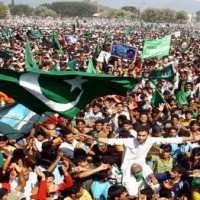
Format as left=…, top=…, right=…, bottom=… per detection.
left=0, top=69, right=138, bottom=119
left=142, top=34, right=171, bottom=59
left=151, top=89, right=166, bottom=108
left=27, top=29, right=43, bottom=39
left=149, top=64, right=175, bottom=81
left=51, top=30, right=64, bottom=56
left=25, top=36, right=39, bottom=71
left=0, top=103, right=49, bottom=139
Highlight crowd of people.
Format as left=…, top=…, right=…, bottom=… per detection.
left=0, top=16, right=200, bottom=199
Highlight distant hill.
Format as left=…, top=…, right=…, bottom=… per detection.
left=2, top=0, right=200, bottom=13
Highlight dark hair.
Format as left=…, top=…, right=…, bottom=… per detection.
left=108, top=185, right=127, bottom=199
left=100, top=155, right=116, bottom=165
left=159, top=188, right=173, bottom=198
left=122, top=119, right=131, bottom=125
left=185, top=110, right=193, bottom=115
left=60, top=129, right=73, bottom=137
left=74, top=148, right=87, bottom=160
left=119, top=130, right=133, bottom=138
left=43, top=171, right=54, bottom=179
left=95, top=169, right=110, bottom=181
left=64, top=181, right=82, bottom=196
left=160, top=144, right=172, bottom=152
left=0, top=134, right=7, bottom=142
left=75, top=119, right=86, bottom=125
left=192, top=147, right=200, bottom=156
left=172, top=165, right=185, bottom=174
left=42, top=141, right=53, bottom=151
left=190, top=120, right=199, bottom=127
left=74, top=156, right=87, bottom=166
left=95, top=119, right=104, bottom=125
left=178, top=130, right=190, bottom=137
left=35, top=130, right=46, bottom=138
left=118, top=115, right=127, bottom=121
left=140, top=188, right=154, bottom=200
left=137, top=127, right=149, bottom=134
left=171, top=114, right=180, bottom=120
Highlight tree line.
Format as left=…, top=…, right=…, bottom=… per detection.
left=0, top=1, right=200, bottom=23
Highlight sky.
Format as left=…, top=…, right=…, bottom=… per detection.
left=2, top=0, right=200, bottom=12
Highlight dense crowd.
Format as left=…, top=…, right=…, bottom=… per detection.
left=0, top=16, right=200, bottom=200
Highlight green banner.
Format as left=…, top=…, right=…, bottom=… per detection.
left=142, top=34, right=171, bottom=59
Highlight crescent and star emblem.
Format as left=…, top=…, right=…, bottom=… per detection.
left=19, top=73, right=88, bottom=112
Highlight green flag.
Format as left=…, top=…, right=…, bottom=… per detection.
left=0, top=69, right=138, bottom=119
left=86, top=59, right=96, bottom=73
left=1, top=30, right=11, bottom=42
left=149, top=64, right=175, bottom=81
left=25, top=36, right=38, bottom=71
left=0, top=50, right=11, bottom=59
left=151, top=89, right=166, bottom=108
left=66, top=59, right=78, bottom=70
left=104, top=36, right=111, bottom=43
left=50, top=62, right=60, bottom=72
left=142, top=34, right=171, bottom=59
left=95, top=43, right=101, bottom=55
left=51, top=30, right=64, bottom=56
left=0, top=102, right=49, bottom=139
left=83, top=33, right=90, bottom=40
left=125, top=25, right=132, bottom=35
left=27, top=29, right=43, bottom=39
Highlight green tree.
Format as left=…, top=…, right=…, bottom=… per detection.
left=122, top=6, right=138, bottom=13
left=141, top=8, right=161, bottom=22
left=176, top=10, right=189, bottom=23
left=10, top=4, right=33, bottom=16
left=196, top=10, right=200, bottom=22
left=34, top=6, right=57, bottom=17
left=160, top=8, right=176, bottom=22
left=0, top=2, right=8, bottom=19
left=48, top=2, right=97, bottom=17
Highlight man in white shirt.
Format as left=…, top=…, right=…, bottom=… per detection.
left=10, top=160, right=38, bottom=200
left=59, top=129, right=78, bottom=160
left=82, top=127, right=200, bottom=196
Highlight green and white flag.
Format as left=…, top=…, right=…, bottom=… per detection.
left=125, top=25, right=132, bottom=35
left=0, top=103, right=49, bottom=139
left=149, top=64, right=175, bottom=81
left=142, top=34, right=171, bottom=59
left=0, top=69, right=138, bottom=119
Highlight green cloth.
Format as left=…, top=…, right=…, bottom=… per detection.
left=0, top=151, right=3, bottom=168
left=0, top=50, right=11, bottom=59
left=176, top=85, right=191, bottom=106
left=151, top=155, right=176, bottom=173
left=125, top=25, right=132, bottom=35
left=142, top=34, right=171, bottom=59
left=66, top=59, right=78, bottom=70
left=134, top=171, right=143, bottom=182
left=151, top=89, right=166, bottom=108
left=25, top=36, right=39, bottom=71
left=27, top=29, right=43, bottom=39
left=50, top=30, right=64, bottom=56
left=0, top=69, right=138, bottom=119
left=149, top=64, right=175, bottom=81
left=86, top=59, right=96, bottom=73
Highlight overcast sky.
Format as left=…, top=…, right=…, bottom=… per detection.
left=2, top=0, right=200, bottom=12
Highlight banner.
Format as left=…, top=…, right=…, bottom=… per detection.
left=64, top=35, right=78, bottom=43
left=149, top=64, right=175, bottom=81
left=141, top=34, right=171, bottom=59
left=97, top=51, right=111, bottom=63
left=111, top=42, right=137, bottom=61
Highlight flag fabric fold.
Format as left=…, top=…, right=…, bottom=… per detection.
left=50, top=30, right=64, bottom=56
left=151, top=89, right=166, bottom=108
left=0, top=103, right=49, bottom=139
left=25, top=36, right=39, bottom=71
left=142, top=34, right=171, bottom=59
left=86, top=59, right=96, bottom=73
left=149, top=64, right=175, bottom=81
left=0, top=69, right=138, bottom=119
